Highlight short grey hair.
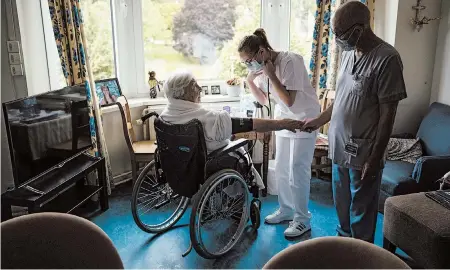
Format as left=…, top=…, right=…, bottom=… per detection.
left=163, top=70, right=195, bottom=100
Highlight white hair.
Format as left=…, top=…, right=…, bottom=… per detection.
left=163, top=70, right=195, bottom=100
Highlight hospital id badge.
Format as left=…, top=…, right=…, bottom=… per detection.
left=344, top=141, right=358, bottom=157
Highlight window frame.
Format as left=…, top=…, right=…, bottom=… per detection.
left=41, top=0, right=305, bottom=98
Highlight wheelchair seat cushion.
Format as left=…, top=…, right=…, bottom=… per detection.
left=154, top=118, right=207, bottom=198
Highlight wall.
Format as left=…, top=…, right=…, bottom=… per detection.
left=430, top=0, right=450, bottom=105
left=375, top=0, right=442, bottom=134
left=1, top=0, right=28, bottom=193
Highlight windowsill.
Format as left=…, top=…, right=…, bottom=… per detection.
left=101, top=95, right=242, bottom=114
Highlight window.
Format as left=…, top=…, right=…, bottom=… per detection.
left=80, top=0, right=115, bottom=80
left=289, top=0, right=316, bottom=68
left=141, top=0, right=261, bottom=82
left=39, top=0, right=319, bottom=98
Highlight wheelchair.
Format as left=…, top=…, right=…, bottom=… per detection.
left=131, top=112, right=262, bottom=259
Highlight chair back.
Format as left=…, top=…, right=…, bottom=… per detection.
left=263, top=236, right=410, bottom=269
left=154, top=117, right=207, bottom=197
left=70, top=100, right=91, bottom=150
left=416, top=102, right=450, bottom=156
left=1, top=213, right=124, bottom=269
left=116, top=96, right=137, bottom=154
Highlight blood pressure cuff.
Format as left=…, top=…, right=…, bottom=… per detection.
left=231, top=117, right=253, bottom=134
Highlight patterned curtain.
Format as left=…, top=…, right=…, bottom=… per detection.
left=48, top=0, right=114, bottom=194
left=308, top=0, right=375, bottom=100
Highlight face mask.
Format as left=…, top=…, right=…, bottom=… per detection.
left=247, top=60, right=263, bottom=72
left=336, top=27, right=363, bottom=51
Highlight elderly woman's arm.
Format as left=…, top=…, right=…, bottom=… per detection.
left=231, top=117, right=302, bottom=134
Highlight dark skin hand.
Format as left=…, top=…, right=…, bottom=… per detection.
left=361, top=102, right=398, bottom=180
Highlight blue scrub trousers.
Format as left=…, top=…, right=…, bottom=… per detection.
left=332, top=163, right=382, bottom=243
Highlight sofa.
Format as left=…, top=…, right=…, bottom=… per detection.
left=379, top=102, right=450, bottom=213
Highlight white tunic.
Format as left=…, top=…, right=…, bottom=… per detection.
left=257, top=51, right=320, bottom=138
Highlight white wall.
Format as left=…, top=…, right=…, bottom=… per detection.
left=1, top=0, right=28, bottom=192
left=430, top=0, right=450, bottom=105
left=375, top=0, right=442, bottom=134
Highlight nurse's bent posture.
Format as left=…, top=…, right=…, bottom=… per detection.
left=238, top=28, right=320, bottom=237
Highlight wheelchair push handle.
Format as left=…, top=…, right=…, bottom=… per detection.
left=136, top=111, right=159, bottom=125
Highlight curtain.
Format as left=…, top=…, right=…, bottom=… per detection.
left=48, top=0, right=114, bottom=194
left=308, top=0, right=375, bottom=100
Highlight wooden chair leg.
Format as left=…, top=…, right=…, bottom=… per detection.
left=383, top=237, right=397, bottom=253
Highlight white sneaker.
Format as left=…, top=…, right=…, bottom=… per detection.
left=284, top=221, right=311, bottom=237
left=264, top=209, right=293, bottom=224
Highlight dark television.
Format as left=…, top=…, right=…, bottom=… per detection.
left=3, top=85, right=93, bottom=187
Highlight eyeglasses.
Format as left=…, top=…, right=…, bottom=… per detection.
left=331, top=23, right=364, bottom=40
left=242, top=50, right=259, bottom=66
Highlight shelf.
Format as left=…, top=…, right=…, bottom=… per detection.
left=40, top=185, right=102, bottom=214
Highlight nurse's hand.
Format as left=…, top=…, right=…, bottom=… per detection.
left=246, top=70, right=263, bottom=82
left=361, top=161, right=380, bottom=181
left=263, top=60, right=276, bottom=79
left=280, top=119, right=304, bottom=133
left=301, top=117, right=324, bottom=133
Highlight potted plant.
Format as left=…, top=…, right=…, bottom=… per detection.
left=226, top=78, right=242, bottom=97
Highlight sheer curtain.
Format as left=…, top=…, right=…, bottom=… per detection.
left=47, top=0, right=114, bottom=193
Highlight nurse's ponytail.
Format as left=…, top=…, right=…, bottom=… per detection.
left=238, top=28, right=274, bottom=54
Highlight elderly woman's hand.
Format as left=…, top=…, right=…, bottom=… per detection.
left=280, top=119, right=304, bottom=133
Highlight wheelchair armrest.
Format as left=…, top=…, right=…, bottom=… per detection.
left=208, top=139, right=249, bottom=159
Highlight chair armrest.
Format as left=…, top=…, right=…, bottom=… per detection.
left=208, top=139, right=248, bottom=159
left=412, top=156, right=450, bottom=189
left=391, top=133, right=415, bottom=139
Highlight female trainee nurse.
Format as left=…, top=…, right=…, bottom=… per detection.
left=238, top=28, right=320, bottom=237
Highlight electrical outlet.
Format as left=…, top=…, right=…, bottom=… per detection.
left=7, top=41, right=20, bottom=52
left=9, top=53, right=22, bottom=65
left=10, top=65, right=24, bottom=76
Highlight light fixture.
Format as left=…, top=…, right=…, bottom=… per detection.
left=411, top=0, right=441, bottom=32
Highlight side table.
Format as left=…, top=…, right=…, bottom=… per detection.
left=1, top=152, right=109, bottom=221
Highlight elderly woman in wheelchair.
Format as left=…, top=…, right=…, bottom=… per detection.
left=131, top=70, right=303, bottom=259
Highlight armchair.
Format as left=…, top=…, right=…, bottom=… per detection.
left=379, top=103, right=450, bottom=213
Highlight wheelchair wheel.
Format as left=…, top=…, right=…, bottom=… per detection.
left=250, top=199, right=261, bottom=230
left=131, top=160, right=189, bottom=234
left=190, top=169, right=249, bottom=259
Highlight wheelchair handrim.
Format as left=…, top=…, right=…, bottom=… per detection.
left=132, top=160, right=189, bottom=233
left=194, top=171, right=249, bottom=257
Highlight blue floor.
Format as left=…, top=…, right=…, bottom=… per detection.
left=90, top=178, right=386, bottom=269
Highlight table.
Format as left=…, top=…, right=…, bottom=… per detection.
left=233, top=131, right=271, bottom=196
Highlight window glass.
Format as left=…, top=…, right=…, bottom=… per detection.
left=289, top=0, right=316, bottom=68
left=80, top=0, right=116, bottom=80
left=141, top=0, right=261, bottom=80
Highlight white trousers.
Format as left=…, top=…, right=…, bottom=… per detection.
left=275, top=135, right=316, bottom=224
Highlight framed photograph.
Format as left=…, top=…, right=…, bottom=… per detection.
left=95, top=78, right=122, bottom=107
left=211, top=85, right=221, bottom=95
left=202, top=85, right=209, bottom=95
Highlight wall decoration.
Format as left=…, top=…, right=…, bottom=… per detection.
left=202, top=86, right=209, bottom=95
left=211, top=85, right=221, bottom=95
left=95, top=78, right=122, bottom=107
left=411, top=0, right=441, bottom=32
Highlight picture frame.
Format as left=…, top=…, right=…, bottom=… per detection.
left=211, top=85, right=221, bottom=95
left=202, top=85, right=209, bottom=95
left=95, top=78, right=122, bottom=107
